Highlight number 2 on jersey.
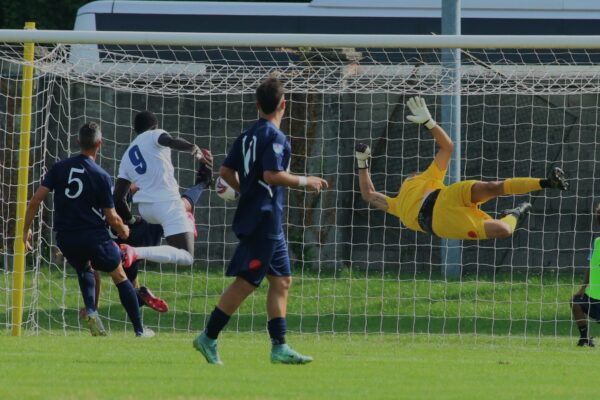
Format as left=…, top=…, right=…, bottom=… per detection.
left=129, top=145, right=147, bottom=174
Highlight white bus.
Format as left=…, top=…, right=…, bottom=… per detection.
left=75, top=0, right=600, bottom=36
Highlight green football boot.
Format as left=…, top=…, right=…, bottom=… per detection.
left=86, top=311, right=107, bottom=337
left=271, top=344, right=313, bottom=365
left=193, top=332, right=223, bottom=365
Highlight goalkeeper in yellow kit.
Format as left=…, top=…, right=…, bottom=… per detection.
left=356, top=96, right=568, bottom=240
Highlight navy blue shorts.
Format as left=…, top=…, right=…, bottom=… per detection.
left=114, top=219, right=163, bottom=280
left=573, top=294, right=600, bottom=322
left=56, top=230, right=122, bottom=273
left=117, top=219, right=163, bottom=248
left=226, top=234, right=291, bottom=286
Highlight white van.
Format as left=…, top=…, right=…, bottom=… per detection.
left=70, top=1, right=600, bottom=71
left=75, top=0, right=600, bottom=36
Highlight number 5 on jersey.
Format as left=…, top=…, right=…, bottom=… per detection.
left=65, top=167, right=84, bottom=199
left=129, top=145, right=147, bottom=174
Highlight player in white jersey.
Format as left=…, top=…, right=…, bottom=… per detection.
left=113, top=111, right=212, bottom=266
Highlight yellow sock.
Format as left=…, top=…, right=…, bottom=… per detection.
left=503, top=178, right=542, bottom=195
left=500, top=214, right=517, bottom=234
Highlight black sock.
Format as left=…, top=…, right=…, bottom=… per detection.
left=205, top=307, right=230, bottom=339
left=579, top=324, right=589, bottom=339
left=125, top=261, right=139, bottom=283
left=268, top=317, right=287, bottom=345
left=135, top=288, right=145, bottom=308
left=116, top=280, right=143, bottom=335
left=77, top=269, right=96, bottom=314
left=540, top=179, right=551, bottom=188
left=182, top=183, right=206, bottom=207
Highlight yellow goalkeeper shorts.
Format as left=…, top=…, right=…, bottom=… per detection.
left=431, top=180, right=492, bottom=240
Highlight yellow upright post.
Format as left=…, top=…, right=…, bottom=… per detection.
left=11, top=22, right=36, bottom=336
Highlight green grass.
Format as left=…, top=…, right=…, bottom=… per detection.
left=0, top=333, right=596, bottom=400
left=1, top=267, right=583, bottom=336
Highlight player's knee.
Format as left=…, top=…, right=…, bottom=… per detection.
left=268, top=275, right=292, bottom=292
left=109, top=265, right=128, bottom=284
left=496, top=223, right=513, bottom=238
left=278, top=276, right=292, bottom=291
left=487, top=221, right=512, bottom=239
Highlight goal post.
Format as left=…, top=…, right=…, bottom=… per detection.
left=1, top=30, right=599, bottom=339
left=10, top=22, right=36, bottom=337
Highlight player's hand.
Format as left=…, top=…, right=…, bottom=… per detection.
left=406, top=96, right=437, bottom=129
left=192, top=146, right=213, bottom=168
left=305, top=176, right=329, bottom=193
left=23, top=228, right=33, bottom=252
left=355, top=143, right=371, bottom=169
left=118, top=224, right=130, bottom=240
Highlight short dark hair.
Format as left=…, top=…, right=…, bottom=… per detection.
left=79, top=121, right=101, bottom=150
left=256, top=78, right=284, bottom=115
left=134, top=110, right=158, bottom=134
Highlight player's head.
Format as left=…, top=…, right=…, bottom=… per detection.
left=256, top=77, right=285, bottom=116
left=134, top=111, right=158, bottom=134
left=78, top=121, right=102, bottom=151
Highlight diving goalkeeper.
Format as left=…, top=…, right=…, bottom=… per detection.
left=355, top=96, right=568, bottom=240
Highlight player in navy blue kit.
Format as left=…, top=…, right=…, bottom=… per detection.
left=85, top=163, right=214, bottom=316
left=22, top=122, right=153, bottom=337
left=194, top=77, right=328, bottom=364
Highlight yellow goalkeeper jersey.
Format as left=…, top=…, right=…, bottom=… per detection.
left=386, top=161, right=447, bottom=232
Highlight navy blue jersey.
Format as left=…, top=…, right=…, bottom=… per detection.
left=223, top=118, right=291, bottom=239
left=41, top=154, right=114, bottom=233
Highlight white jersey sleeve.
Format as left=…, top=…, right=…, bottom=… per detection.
left=118, top=129, right=182, bottom=203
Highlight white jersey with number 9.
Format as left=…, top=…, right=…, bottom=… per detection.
left=118, top=129, right=181, bottom=204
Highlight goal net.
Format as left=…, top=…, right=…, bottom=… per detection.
left=0, top=35, right=596, bottom=339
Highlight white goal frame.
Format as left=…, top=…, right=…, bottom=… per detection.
left=1, top=29, right=597, bottom=338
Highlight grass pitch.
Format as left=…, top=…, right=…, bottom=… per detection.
left=0, top=333, right=596, bottom=400
left=1, top=268, right=583, bottom=336
left=0, top=268, right=593, bottom=399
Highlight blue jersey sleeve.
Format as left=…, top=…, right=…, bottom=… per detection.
left=262, top=133, right=288, bottom=172
left=223, top=136, right=241, bottom=171
left=97, top=172, right=115, bottom=209
left=41, top=164, right=57, bottom=191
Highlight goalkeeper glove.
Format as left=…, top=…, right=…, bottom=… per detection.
left=406, top=96, right=437, bottom=130
left=355, top=143, right=371, bottom=169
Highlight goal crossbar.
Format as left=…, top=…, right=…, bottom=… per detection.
left=1, top=30, right=600, bottom=48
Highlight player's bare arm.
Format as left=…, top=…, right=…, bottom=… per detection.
left=157, top=132, right=213, bottom=168
left=22, top=185, right=50, bottom=251
left=219, top=165, right=241, bottom=192
left=429, top=125, right=454, bottom=172
left=355, top=143, right=389, bottom=212
left=113, top=177, right=134, bottom=223
left=104, top=207, right=129, bottom=240
left=406, top=96, right=453, bottom=171
left=263, top=170, right=328, bottom=193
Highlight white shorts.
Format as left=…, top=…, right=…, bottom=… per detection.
left=137, top=199, right=193, bottom=237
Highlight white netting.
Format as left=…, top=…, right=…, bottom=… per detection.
left=0, top=41, right=596, bottom=337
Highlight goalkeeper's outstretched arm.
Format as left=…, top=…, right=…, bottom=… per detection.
left=355, top=143, right=389, bottom=212
left=405, top=96, right=454, bottom=171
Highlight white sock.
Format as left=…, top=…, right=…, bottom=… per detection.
left=134, top=246, right=193, bottom=266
